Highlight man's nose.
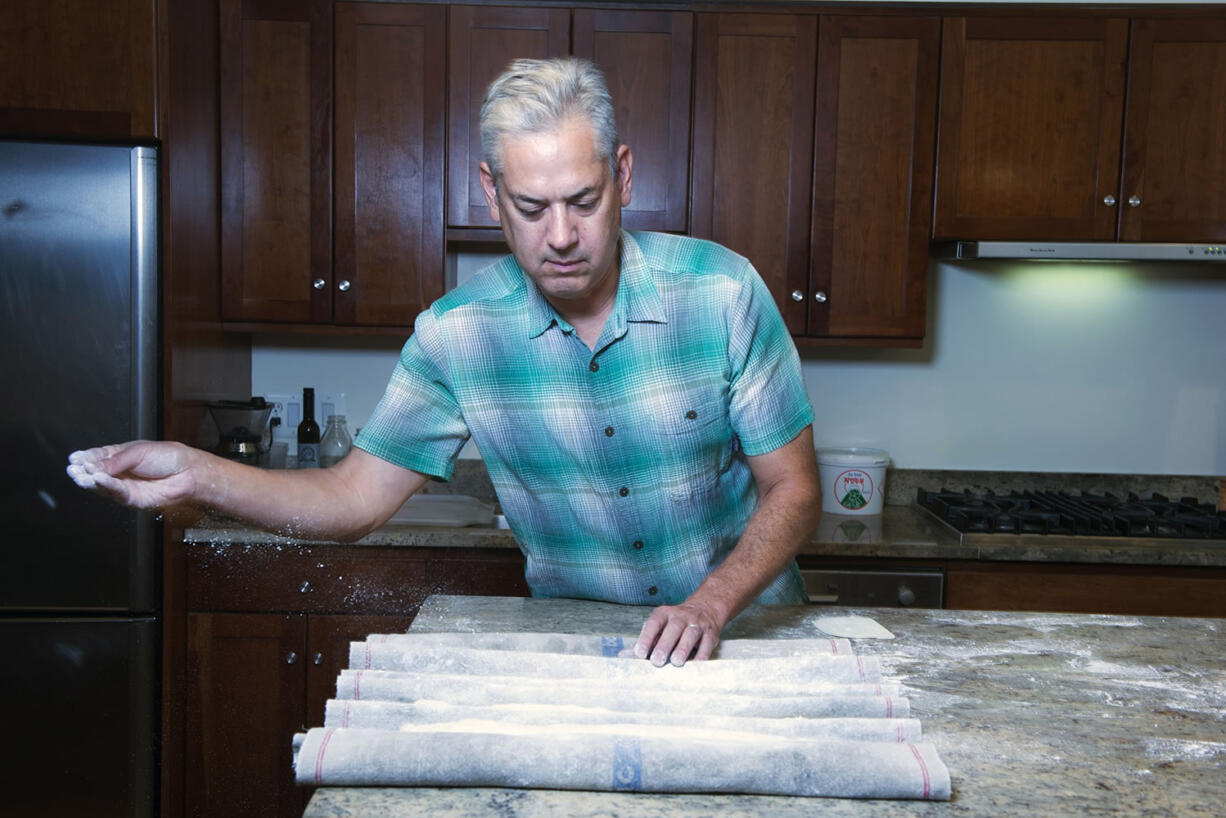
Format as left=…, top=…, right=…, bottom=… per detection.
left=546, top=205, right=577, bottom=249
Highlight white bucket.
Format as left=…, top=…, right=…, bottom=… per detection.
left=816, top=448, right=890, bottom=516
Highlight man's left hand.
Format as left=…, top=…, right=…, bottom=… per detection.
left=632, top=602, right=724, bottom=667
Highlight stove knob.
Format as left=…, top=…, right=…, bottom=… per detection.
left=897, top=585, right=916, bottom=606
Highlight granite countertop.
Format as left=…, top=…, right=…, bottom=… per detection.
left=303, top=594, right=1226, bottom=818
left=184, top=504, right=1226, bottom=568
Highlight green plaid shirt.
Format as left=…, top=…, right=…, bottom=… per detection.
left=357, top=231, right=813, bottom=605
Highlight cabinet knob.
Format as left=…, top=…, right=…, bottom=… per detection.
left=790, top=290, right=804, bottom=302
left=312, top=278, right=326, bottom=290
left=299, top=581, right=312, bottom=594
left=814, top=291, right=829, bottom=303
left=897, top=585, right=916, bottom=606
left=1102, top=194, right=1117, bottom=207
left=286, top=652, right=298, bottom=665
left=337, top=279, right=351, bottom=292
left=313, top=652, right=324, bottom=666
left=1128, top=195, right=1141, bottom=208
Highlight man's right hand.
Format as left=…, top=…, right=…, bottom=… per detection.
left=67, top=441, right=199, bottom=510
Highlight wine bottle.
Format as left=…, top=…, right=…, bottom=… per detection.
left=297, top=387, right=321, bottom=468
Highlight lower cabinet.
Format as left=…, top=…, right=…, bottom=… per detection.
left=944, top=563, right=1226, bottom=618
left=181, top=544, right=528, bottom=818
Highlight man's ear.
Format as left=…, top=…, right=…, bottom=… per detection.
left=615, top=145, right=633, bottom=207
left=478, top=161, right=501, bottom=223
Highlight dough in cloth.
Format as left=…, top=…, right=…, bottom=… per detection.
left=294, top=632, right=950, bottom=799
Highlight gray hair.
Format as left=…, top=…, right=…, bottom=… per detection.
left=480, top=57, right=619, bottom=181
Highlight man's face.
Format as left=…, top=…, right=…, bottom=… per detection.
left=479, top=117, right=633, bottom=313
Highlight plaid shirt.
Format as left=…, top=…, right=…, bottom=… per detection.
left=357, top=231, right=813, bottom=605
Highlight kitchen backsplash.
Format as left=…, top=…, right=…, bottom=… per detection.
left=252, top=255, right=1226, bottom=476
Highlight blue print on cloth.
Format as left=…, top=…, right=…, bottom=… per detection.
left=601, top=636, right=625, bottom=657
left=612, top=740, right=642, bottom=791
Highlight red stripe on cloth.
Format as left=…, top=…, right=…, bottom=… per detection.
left=886, top=696, right=893, bottom=719
left=364, top=641, right=372, bottom=668
left=343, top=702, right=351, bottom=728
left=856, top=656, right=866, bottom=681
left=908, top=743, right=932, bottom=799
left=353, top=670, right=363, bottom=700
left=830, top=638, right=839, bottom=655
left=314, top=728, right=338, bottom=785
left=897, top=723, right=905, bottom=743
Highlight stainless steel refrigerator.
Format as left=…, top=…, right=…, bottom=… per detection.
left=0, top=140, right=159, bottom=815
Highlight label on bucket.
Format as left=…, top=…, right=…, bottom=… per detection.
left=831, top=468, right=875, bottom=511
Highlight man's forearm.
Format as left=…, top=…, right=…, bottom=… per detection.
left=687, top=475, right=821, bottom=627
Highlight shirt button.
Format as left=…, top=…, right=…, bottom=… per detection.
left=604, top=426, right=615, bottom=437
left=686, top=409, right=698, bottom=420
left=632, top=540, right=643, bottom=550
left=589, top=361, right=599, bottom=372
left=618, top=486, right=629, bottom=497
left=647, top=586, right=658, bottom=596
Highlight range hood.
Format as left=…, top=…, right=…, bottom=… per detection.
left=932, top=241, right=1226, bottom=262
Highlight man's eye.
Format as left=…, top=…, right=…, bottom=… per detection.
left=574, top=200, right=597, bottom=212
left=518, top=206, right=544, bottom=218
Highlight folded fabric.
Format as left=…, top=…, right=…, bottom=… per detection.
left=359, top=632, right=856, bottom=659
left=334, top=669, right=908, bottom=719
left=324, top=698, right=924, bottom=743
left=348, top=643, right=882, bottom=686
left=294, top=725, right=951, bottom=800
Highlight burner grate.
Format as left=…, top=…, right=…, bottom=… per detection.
left=916, top=488, right=1225, bottom=540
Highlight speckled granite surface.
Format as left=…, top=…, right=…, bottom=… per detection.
left=185, top=502, right=1226, bottom=568
left=303, top=595, right=1226, bottom=818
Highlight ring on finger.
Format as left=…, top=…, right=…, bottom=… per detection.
left=686, top=623, right=702, bottom=630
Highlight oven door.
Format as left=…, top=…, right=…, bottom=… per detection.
left=801, top=569, right=944, bottom=608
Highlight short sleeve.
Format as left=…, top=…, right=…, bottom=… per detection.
left=725, top=261, right=814, bottom=456
left=353, top=309, right=471, bottom=480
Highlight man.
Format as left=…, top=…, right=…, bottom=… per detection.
left=67, top=57, right=821, bottom=667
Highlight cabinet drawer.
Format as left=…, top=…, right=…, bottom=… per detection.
left=187, top=545, right=427, bottom=614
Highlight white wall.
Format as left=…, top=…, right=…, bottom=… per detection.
left=252, top=255, right=1226, bottom=476
left=806, top=261, right=1226, bottom=474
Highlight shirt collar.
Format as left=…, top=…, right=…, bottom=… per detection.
left=524, top=230, right=667, bottom=340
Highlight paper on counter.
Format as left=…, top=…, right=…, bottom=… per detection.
left=815, top=615, right=896, bottom=639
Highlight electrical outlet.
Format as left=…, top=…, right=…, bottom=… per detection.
left=266, top=393, right=295, bottom=442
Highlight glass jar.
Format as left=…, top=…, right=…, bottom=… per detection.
left=319, top=414, right=353, bottom=468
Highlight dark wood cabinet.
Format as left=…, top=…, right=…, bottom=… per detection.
left=181, top=542, right=527, bottom=818
left=935, top=16, right=1226, bottom=244
left=446, top=5, right=569, bottom=229
left=693, top=13, right=936, bottom=344
left=691, top=12, right=818, bottom=335
left=944, top=562, right=1226, bottom=618
left=809, top=15, right=939, bottom=341
left=0, top=0, right=157, bottom=139
left=222, top=0, right=445, bottom=328
left=333, top=2, right=447, bottom=326
left=572, top=9, right=693, bottom=232
left=1118, top=19, right=1226, bottom=242
left=187, top=613, right=307, bottom=818
left=219, top=0, right=333, bottom=324
left=935, top=17, right=1128, bottom=242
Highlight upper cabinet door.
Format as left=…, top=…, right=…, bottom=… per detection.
left=1119, top=19, right=1226, bottom=242
left=334, top=3, right=446, bottom=327
left=573, top=9, right=692, bottom=232
left=691, top=13, right=817, bottom=335
left=219, top=0, right=332, bottom=323
left=934, top=17, right=1128, bottom=241
left=810, top=15, right=939, bottom=340
left=0, top=0, right=157, bottom=139
left=447, top=6, right=569, bottom=228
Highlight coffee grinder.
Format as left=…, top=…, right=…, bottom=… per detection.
left=206, top=397, right=276, bottom=463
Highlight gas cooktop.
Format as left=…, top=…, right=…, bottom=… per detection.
left=916, top=488, right=1226, bottom=544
